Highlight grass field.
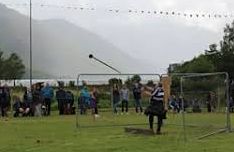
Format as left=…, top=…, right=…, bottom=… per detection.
left=0, top=111, right=234, bottom=152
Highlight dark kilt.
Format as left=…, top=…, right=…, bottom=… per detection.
left=144, top=100, right=166, bottom=119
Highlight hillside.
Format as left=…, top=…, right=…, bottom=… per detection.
left=0, top=4, right=151, bottom=79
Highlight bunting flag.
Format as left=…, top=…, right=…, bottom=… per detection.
left=2, top=3, right=234, bottom=19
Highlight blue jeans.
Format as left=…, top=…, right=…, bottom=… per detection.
left=135, top=99, right=143, bottom=113
left=113, top=102, right=119, bottom=113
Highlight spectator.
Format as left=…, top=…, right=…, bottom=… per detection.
left=90, top=93, right=97, bottom=118
left=13, top=96, right=23, bottom=117
left=192, top=98, right=201, bottom=113
left=13, top=96, right=30, bottom=117
left=133, top=82, right=143, bottom=114
left=56, top=85, right=66, bottom=115
left=65, top=91, right=74, bottom=114
left=23, top=88, right=28, bottom=103
left=22, top=96, right=31, bottom=116
left=32, top=84, right=43, bottom=117
left=120, top=84, right=129, bottom=114
left=229, top=97, right=234, bottom=113
left=179, top=96, right=189, bottom=112
left=41, top=83, right=54, bottom=116
left=0, top=86, right=8, bottom=117
left=23, top=87, right=33, bottom=116
left=169, top=95, right=179, bottom=113
left=4, top=86, right=11, bottom=112
left=112, top=84, right=120, bottom=114
left=79, top=83, right=91, bottom=115
left=91, top=87, right=99, bottom=117
left=206, top=91, right=216, bottom=112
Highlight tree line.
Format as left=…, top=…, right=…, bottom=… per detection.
left=170, top=21, right=234, bottom=96
left=171, top=21, right=234, bottom=79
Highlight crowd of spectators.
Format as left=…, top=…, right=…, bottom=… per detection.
left=1, top=80, right=234, bottom=118
left=0, top=82, right=75, bottom=118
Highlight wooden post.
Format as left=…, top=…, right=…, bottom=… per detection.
left=161, top=76, right=171, bottom=110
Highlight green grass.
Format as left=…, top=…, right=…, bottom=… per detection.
left=0, top=111, right=234, bottom=152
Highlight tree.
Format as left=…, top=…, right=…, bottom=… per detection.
left=124, top=77, right=132, bottom=89
left=205, top=44, right=221, bottom=70
left=172, top=21, right=234, bottom=77
left=204, top=22, right=234, bottom=78
left=69, top=81, right=75, bottom=88
left=169, top=21, right=234, bottom=94
left=0, top=51, right=25, bottom=80
left=131, top=75, right=141, bottom=83
left=218, top=22, right=234, bottom=78
left=146, top=80, right=154, bottom=87
left=123, top=75, right=142, bottom=89
left=174, top=55, right=215, bottom=73
left=108, top=78, right=122, bottom=86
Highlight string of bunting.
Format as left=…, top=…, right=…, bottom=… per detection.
left=2, top=2, right=234, bottom=19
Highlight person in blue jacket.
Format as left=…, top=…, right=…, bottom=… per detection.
left=79, top=81, right=91, bottom=115
left=41, top=83, right=54, bottom=116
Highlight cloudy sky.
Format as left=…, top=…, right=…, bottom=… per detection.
left=1, top=0, right=234, bottom=73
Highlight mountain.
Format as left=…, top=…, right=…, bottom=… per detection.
left=0, top=4, right=152, bottom=79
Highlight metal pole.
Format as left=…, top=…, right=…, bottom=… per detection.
left=89, top=54, right=121, bottom=74
left=76, top=74, right=81, bottom=129
left=225, top=73, right=231, bottom=132
left=29, top=0, right=32, bottom=90
left=180, top=77, right=187, bottom=142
